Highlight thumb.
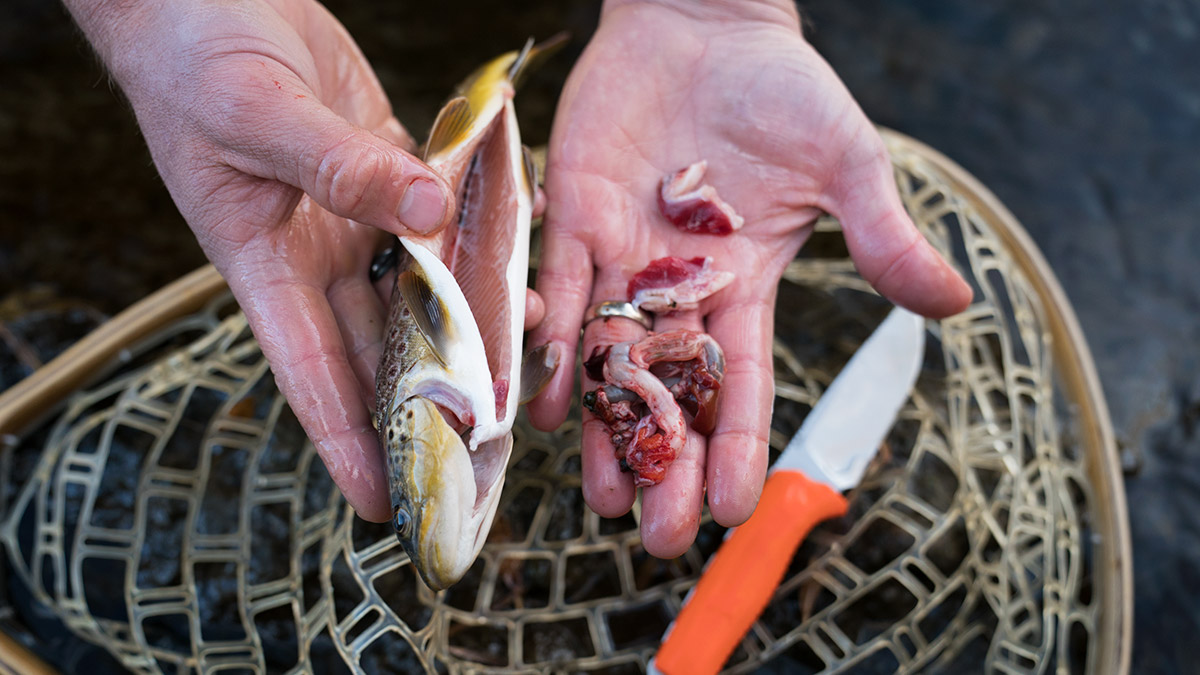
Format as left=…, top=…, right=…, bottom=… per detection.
left=828, top=138, right=972, bottom=318
left=214, top=83, right=453, bottom=236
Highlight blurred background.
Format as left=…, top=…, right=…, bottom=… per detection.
left=0, top=0, right=1196, bottom=672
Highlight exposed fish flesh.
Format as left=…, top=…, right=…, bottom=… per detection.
left=627, top=256, right=734, bottom=313
left=658, top=161, right=744, bottom=235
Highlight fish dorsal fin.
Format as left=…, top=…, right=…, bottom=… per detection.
left=424, top=96, right=475, bottom=161
left=397, top=268, right=452, bottom=367
left=508, top=32, right=570, bottom=90
left=520, top=144, right=538, bottom=197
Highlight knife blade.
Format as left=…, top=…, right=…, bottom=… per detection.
left=652, top=307, right=926, bottom=675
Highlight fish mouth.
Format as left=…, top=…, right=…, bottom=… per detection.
left=385, top=395, right=512, bottom=590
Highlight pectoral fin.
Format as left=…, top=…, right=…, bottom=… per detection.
left=519, top=342, right=561, bottom=405
left=397, top=268, right=453, bottom=367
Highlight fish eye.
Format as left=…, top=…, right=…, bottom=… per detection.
left=392, top=507, right=413, bottom=538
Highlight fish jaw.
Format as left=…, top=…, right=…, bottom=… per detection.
left=384, top=395, right=512, bottom=591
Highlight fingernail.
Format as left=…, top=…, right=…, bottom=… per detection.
left=397, top=178, right=448, bottom=233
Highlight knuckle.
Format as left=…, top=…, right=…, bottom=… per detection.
left=725, top=358, right=775, bottom=386
left=536, top=268, right=589, bottom=304
left=871, top=234, right=923, bottom=291
left=315, top=134, right=390, bottom=218
left=712, top=425, right=770, bottom=449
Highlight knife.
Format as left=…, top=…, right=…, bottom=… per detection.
left=651, top=307, right=926, bottom=675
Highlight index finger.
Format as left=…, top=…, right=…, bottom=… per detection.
left=230, top=263, right=391, bottom=523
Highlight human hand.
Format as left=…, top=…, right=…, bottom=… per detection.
left=528, top=0, right=972, bottom=557
left=64, top=0, right=546, bottom=522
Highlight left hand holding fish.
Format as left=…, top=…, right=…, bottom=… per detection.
left=527, top=0, right=972, bottom=557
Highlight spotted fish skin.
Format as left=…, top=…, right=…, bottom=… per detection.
left=375, top=259, right=426, bottom=424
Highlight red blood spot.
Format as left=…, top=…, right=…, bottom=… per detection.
left=493, top=380, right=510, bottom=419
left=273, top=80, right=283, bottom=90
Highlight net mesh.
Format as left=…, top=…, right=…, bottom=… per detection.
left=0, top=137, right=1112, bottom=674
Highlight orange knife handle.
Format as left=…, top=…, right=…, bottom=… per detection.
left=655, top=471, right=849, bottom=675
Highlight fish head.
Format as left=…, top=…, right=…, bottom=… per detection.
left=385, top=395, right=513, bottom=591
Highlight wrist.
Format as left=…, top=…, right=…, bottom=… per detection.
left=601, top=0, right=800, bottom=28
left=62, top=0, right=168, bottom=97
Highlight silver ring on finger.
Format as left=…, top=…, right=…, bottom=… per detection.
left=583, top=300, right=653, bottom=331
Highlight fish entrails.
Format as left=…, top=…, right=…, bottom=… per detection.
left=658, top=161, right=744, bottom=235
left=627, top=256, right=734, bottom=314
left=584, top=330, right=725, bottom=486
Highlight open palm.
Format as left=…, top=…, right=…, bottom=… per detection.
left=529, top=3, right=970, bottom=557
